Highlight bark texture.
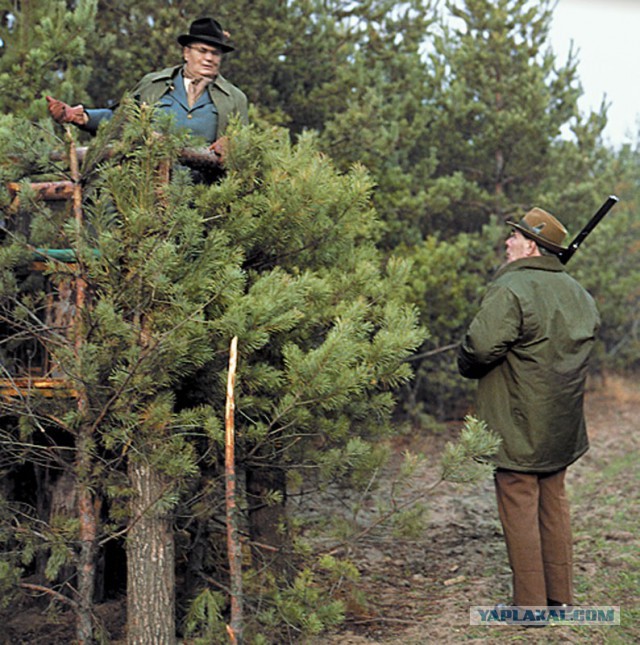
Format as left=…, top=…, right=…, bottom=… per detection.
left=126, top=459, right=176, bottom=645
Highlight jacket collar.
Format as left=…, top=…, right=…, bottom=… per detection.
left=147, top=64, right=233, bottom=96
left=493, top=255, right=565, bottom=281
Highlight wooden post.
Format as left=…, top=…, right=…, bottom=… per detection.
left=67, top=129, right=86, bottom=320
left=225, top=336, right=243, bottom=644
left=67, top=128, right=96, bottom=645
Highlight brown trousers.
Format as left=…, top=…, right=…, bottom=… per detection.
left=494, top=468, right=573, bottom=606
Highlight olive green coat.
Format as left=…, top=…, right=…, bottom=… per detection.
left=458, top=256, right=600, bottom=472
left=128, top=64, right=249, bottom=136
left=84, top=65, right=248, bottom=141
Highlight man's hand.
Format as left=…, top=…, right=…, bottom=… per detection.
left=209, top=136, right=228, bottom=164
left=46, top=95, right=88, bottom=126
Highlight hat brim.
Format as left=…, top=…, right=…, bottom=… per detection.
left=177, top=34, right=234, bottom=52
left=507, top=221, right=567, bottom=254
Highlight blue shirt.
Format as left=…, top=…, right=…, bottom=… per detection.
left=85, top=70, right=219, bottom=143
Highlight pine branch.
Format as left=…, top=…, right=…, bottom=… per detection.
left=19, top=582, right=79, bottom=610
left=405, top=342, right=460, bottom=361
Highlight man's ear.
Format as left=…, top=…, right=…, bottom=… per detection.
left=527, top=240, right=541, bottom=257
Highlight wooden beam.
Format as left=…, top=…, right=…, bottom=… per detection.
left=0, top=377, right=77, bottom=399
left=50, top=145, right=221, bottom=168
left=7, top=181, right=75, bottom=201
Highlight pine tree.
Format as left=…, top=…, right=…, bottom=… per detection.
left=397, top=0, right=627, bottom=417
left=0, top=0, right=97, bottom=119
left=0, top=101, right=425, bottom=640
left=420, top=0, right=584, bottom=231
left=173, top=117, right=427, bottom=604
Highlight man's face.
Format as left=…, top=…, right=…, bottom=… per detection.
left=183, top=43, right=222, bottom=79
left=505, top=230, right=536, bottom=263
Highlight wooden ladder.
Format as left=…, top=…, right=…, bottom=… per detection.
left=0, top=132, right=84, bottom=399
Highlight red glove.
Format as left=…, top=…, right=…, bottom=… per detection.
left=46, top=95, right=87, bottom=125
left=209, top=136, right=228, bottom=164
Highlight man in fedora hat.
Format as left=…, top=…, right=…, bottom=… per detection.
left=457, top=207, right=600, bottom=619
left=46, top=17, right=248, bottom=164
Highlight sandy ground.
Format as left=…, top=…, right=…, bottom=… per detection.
left=314, top=374, right=639, bottom=644
left=2, top=375, right=637, bottom=644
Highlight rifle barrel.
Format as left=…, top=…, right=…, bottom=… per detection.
left=559, top=195, right=619, bottom=264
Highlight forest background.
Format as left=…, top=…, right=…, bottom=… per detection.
left=0, top=0, right=637, bottom=643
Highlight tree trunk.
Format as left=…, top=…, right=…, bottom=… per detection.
left=245, top=466, right=291, bottom=576
left=71, top=133, right=97, bottom=642
left=126, top=459, right=176, bottom=645
left=75, top=429, right=98, bottom=644
left=225, top=336, right=243, bottom=644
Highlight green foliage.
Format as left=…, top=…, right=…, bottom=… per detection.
left=0, top=0, right=97, bottom=119
left=400, top=222, right=503, bottom=419
left=253, top=567, right=347, bottom=641
left=430, top=0, right=582, bottom=216
left=0, top=102, right=424, bottom=639
left=390, top=501, right=430, bottom=540
left=570, top=202, right=640, bottom=372
left=182, top=588, right=228, bottom=645
left=0, top=496, right=23, bottom=609
left=183, top=117, right=426, bottom=485
left=0, top=115, right=59, bottom=182
left=0, top=557, right=20, bottom=609
left=0, top=490, right=78, bottom=599
left=44, top=530, right=75, bottom=582
left=441, top=416, right=501, bottom=483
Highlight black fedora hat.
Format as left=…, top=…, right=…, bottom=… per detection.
left=177, top=17, right=234, bottom=52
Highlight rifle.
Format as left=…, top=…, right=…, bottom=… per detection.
left=558, top=195, right=619, bottom=264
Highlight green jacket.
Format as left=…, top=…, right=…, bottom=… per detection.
left=85, top=65, right=248, bottom=140
left=458, top=256, right=600, bottom=472
left=129, top=64, right=249, bottom=135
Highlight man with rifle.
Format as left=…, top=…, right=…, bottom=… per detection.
left=457, top=206, right=602, bottom=619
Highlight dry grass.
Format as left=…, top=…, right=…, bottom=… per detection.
left=601, top=372, right=640, bottom=404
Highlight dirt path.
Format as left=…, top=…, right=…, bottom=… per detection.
left=316, top=374, right=639, bottom=644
